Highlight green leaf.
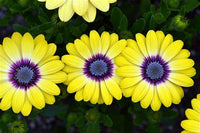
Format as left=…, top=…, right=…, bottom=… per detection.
left=101, top=115, right=113, bottom=127
left=130, top=18, right=146, bottom=34
left=110, top=7, right=128, bottom=32
left=181, top=0, right=200, bottom=13
left=147, top=123, right=161, bottom=133
left=13, top=24, right=28, bottom=34
left=140, top=0, right=151, bottom=14
left=87, top=122, right=100, bottom=133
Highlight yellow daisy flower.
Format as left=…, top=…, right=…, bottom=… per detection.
left=116, top=30, right=196, bottom=111
left=62, top=30, right=127, bottom=105
left=181, top=94, right=200, bottom=133
left=37, top=0, right=117, bottom=22
left=0, top=32, right=67, bottom=116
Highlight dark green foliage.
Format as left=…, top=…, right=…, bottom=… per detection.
left=0, top=0, right=200, bottom=132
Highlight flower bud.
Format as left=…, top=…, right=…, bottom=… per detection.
left=172, top=15, right=188, bottom=31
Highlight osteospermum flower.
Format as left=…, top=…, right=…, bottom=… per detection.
left=37, top=0, right=117, bottom=22
left=181, top=94, right=200, bottom=133
left=0, top=32, right=67, bottom=116
left=62, top=30, right=127, bottom=105
left=115, top=30, right=196, bottom=111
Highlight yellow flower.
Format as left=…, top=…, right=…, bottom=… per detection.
left=0, top=32, right=67, bottom=116
left=37, top=0, right=117, bottom=22
left=62, top=30, right=127, bottom=105
left=181, top=94, right=200, bottom=133
left=115, top=30, right=196, bottom=111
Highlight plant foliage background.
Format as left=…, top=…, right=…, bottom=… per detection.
left=0, top=0, right=200, bottom=132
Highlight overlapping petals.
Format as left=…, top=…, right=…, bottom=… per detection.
left=181, top=94, right=200, bottom=133
left=62, top=30, right=127, bottom=105
left=115, top=30, right=196, bottom=111
left=0, top=32, right=67, bottom=116
left=38, top=0, right=117, bottom=22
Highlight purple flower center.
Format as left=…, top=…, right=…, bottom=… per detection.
left=83, top=54, right=114, bottom=82
left=141, top=55, right=170, bottom=85
left=9, top=59, right=41, bottom=90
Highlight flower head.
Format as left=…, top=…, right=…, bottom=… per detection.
left=0, top=32, right=67, bottom=116
left=116, top=30, right=196, bottom=111
left=38, top=0, right=117, bottom=22
left=181, top=94, right=200, bottom=132
left=62, top=30, right=127, bottom=105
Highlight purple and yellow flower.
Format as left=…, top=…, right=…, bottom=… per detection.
left=62, top=30, right=127, bottom=105
left=0, top=32, right=67, bottom=116
left=116, top=30, right=196, bottom=111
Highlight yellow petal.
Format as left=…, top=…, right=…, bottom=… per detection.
left=90, top=0, right=109, bottom=12
left=172, top=49, right=190, bottom=60
left=63, top=65, right=81, bottom=73
left=0, top=87, right=16, bottom=111
left=140, top=85, right=154, bottom=109
left=83, top=80, right=95, bottom=101
left=110, top=33, right=119, bottom=47
left=185, top=109, right=200, bottom=122
left=116, top=66, right=141, bottom=77
left=75, top=89, right=83, bottom=101
left=58, top=0, right=74, bottom=22
left=83, top=2, right=97, bottom=22
left=173, top=67, right=196, bottom=78
left=150, top=89, right=161, bottom=111
left=0, top=81, right=12, bottom=98
left=135, top=33, right=148, bottom=57
left=66, top=43, right=81, bottom=57
left=12, top=89, right=25, bottom=113
left=157, top=83, right=172, bottom=107
left=73, top=0, right=88, bottom=15
left=146, top=30, right=159, bottom=56
left=120, top=76, right=142, bottom=89
left=122, top=47, right=144, bottom=65
left=37, top=79, right=60, bottom=95
left=11, top=32, right=22, bottom=50
left=42, top=91, right=55, bottom=105
left=0, top=45, right=12, bottom=64
left=165, top=81, right=182, bottom=104
left=21, top=97, right=32, bottom=116
left=39, top=56, right=60, bottom=67
left=34, top=34, right=45, bottom=45
left=27, top=86, right=45, bottom=109
left=108, top=0, right=116, bottom=3
left=191, top=99, right=200, bottom=113
left=80, top=34, right=91, bottom=50
left=100, top=81, right=113, bottom=105
left=181, top=120, right=200, bottom=132
left=168, top=73, right=194, bottom=87
left=3, top=37, right=21, bottom=62
left=74, top=39, right=91, bottom=59
left=90, top=83, right=100, bottom=104
left=162, top=40, right=184, bottom=62
left=62, top=55, right=85, bottom=68
left=0, top=56, right=11, bottom=72
left=46, top=0, right=65, bottom=10
left=43, top=71, right=67, bottom=83
left=159, top=34, right=173, bottom=55
left=169, top=59, right=194, bottom=70
left=114, top=55, right=132, bottom=66
left=156, top=31, right=165, bottom=45
left=131, top=81, right=150, bottom=103
left=21, top=33, right=35, bottom=59
left=32, top=41, right=48, bottom=64
left=90, top=30, right=101, bottom=54
left=65, top=72, right=82, bottom=85
left=105, top=78, right=122, bottom=100
left=43, top=43, right=57, bottom=60
left=67, top=75, right=88, bottom=93
left=106, top=39, right=127, bottom=59
left=101, top=32, right=110, bottom=55
left=40, top=60, right=64, bottom=75
left=122, top=86, right=135, bottom=98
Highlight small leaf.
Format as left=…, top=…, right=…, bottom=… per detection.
left=110, top=7, right=128, bottom=32
left=101, top=115, right=113, bottom=127
left=87, top=122, right=100, bottom=133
